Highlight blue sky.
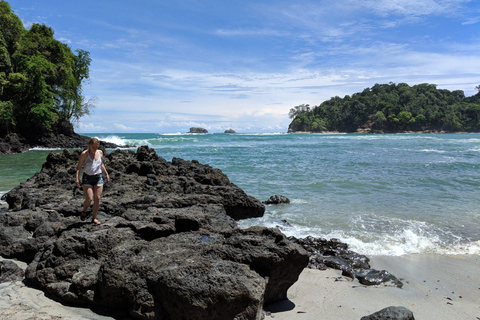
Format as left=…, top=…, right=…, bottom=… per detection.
left=7, top=0, right=480, bottom=133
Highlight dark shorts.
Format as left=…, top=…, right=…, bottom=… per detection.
left=81, top=173, right=104, bottom=187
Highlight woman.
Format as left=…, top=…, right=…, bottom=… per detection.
left=75, top=138, right=110, bottom=224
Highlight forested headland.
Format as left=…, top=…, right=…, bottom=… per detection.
left=0, top=1, right=93, bottom=139
left=288, top=82, right=480, bottom=133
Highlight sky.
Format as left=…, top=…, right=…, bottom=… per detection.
left=6, top=0, right=480, bottom=133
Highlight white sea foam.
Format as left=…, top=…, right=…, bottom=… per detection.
left=29, top=147, right=62, bottom=151
left=419, top=148, right=447, bottom=153
left=97, top=135, right=126, bottom=145
left=290, top=199, right=309, bottom=204
left=238, top=212, right=479, bottom=256
left=237, top=132, right=288, bottom=136
left=0, top=191, right=6, bottom=204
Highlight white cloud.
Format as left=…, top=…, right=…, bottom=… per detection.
left=76, top=122, right=107, bottom=132
left=113, top=123, right=135, bottom=131
left=215, top=28, right=287, bottom=37
left=462, top=16, right=480, bottom=25
left=350, top=0, right=469, bottom=17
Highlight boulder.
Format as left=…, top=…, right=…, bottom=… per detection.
left=0, top=146, right=308, bottom=319
left=361, top=306, right=415, bottom=320
left=0, top=260, right=25, bottom=283
left=263, top=195, right=290, bottom=205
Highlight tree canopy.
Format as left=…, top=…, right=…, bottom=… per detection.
left=0, top=1, right=93, bottom=137
left=288, top=82, right=480, bottom=133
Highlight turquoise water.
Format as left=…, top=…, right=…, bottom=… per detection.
left=1, top=133, right=480, bottom=256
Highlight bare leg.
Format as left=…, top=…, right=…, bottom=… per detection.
left=91, top=185, right=103, bottom=224
left=81, top=185, right=93, bottom=219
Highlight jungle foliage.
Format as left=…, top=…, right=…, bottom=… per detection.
left=288, top=82, right=480, bottom=133
left=0, top=1, right=93, bottom=137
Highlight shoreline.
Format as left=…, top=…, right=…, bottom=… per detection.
left=266, top=253, right=480, bottom=320
left=2, top=253, right=479, bottom=319
left=287, top=130, right=472, bottom=134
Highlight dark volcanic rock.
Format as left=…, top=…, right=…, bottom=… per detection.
left=291, top=236, right=403, bottom=287
left=355, top=269, right=404, bottom=287
left=0, top=133, right=29, bottom=154
left=224, top=129, right=236, bottom=133
left=263, top=195, right=290, bottom=205
left=0, top=132, right=122, bottom=154
left=189, top=127, right=208, bottom=133
left=361, top=306, right=415, bottom=320
left=0, top=146, right=308, bottom=319
left=0, top=260, right=25, bottom=283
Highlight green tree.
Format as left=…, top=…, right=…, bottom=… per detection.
left=289, top=104, right=310, bottom=119
left=397, top=111, right=412, bottom=127
left=372, top=110, right=386, bottom=128
left=0, top=1, right=94, bottom=137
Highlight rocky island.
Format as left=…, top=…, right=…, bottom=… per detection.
left=188, top=127, right=209, bottom=133
left=288, top=82, right=480, bottom=134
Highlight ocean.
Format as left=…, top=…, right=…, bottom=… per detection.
left=1, top=133, right=480, bottom=256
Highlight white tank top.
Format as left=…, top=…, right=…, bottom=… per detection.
left=84, top=151, right=102, bottom=175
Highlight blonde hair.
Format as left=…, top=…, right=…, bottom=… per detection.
left=88, top=138, right=100, bottom=146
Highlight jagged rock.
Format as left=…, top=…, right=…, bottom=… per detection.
left=0, top=260, right=25, bottom=283
left=354, top=269, right=404, bottom=288
left=290, top=236, right=402, bottom=287
left=0, top=133, right=29, bottom=154
left=361, top=306, right=415, bottom=320
left=0, top=146, right=308, bottom=319
left=189, top=127, right=208, bottom=133
left=263, top=195, right=290, bottom=205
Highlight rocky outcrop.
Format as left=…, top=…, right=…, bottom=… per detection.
left=0, top=132, right=122, bottom=154
left=189, top=127, right=208, bottom=133
left=361, top=306, right=415, bottom=320
left=224, top=129, right=236, bottom=133
left=0, top=133, right=27, bottom=154
left=291, top=236, right=403, bottom=287
left=0, top=146, right=308, bottom=319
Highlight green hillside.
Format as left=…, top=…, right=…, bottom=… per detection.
left=288, top=82, right=480, bottom=133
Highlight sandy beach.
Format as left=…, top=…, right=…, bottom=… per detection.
left=1, top=254, right=479, bottom=319
left=266, top=254, right=480, bottom=320
left=0, top=258, right=114, bottom=320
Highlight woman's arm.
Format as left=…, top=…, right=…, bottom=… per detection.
left=75, top=151, right=87, bottom=187
left=100, top=151, right=110, bottom=183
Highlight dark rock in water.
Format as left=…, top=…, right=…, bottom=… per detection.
left=0, top=260, right=25, bottom=283
left=0, top=146, right=308, bottom=319
left=361, top=306, right=415, bottom=320
left=189, top=127, right=208, bottom=133
left=224, top=129, right=236, bottom=133
left=290, top=236, right=402, bottom=287
left=263, top=195, right=290, bottom=204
